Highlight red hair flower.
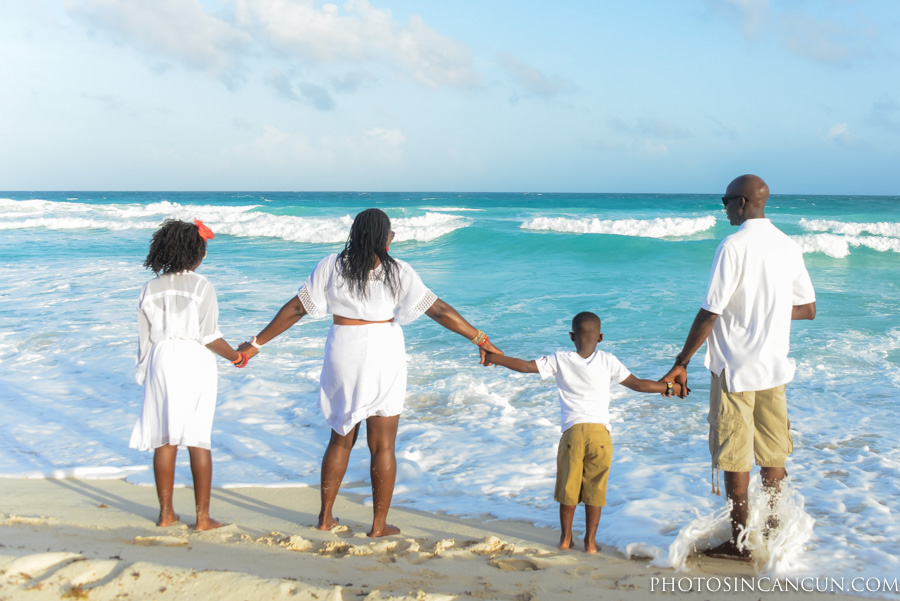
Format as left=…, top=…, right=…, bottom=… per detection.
left=194, top=219, right=215, bottom=241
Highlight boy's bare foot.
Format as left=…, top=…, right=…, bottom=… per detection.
left=194, top=518, right=227, bottom=531
left=367, top=524, right=400, bottom=538
left=705, top=540, right=752, bottom=562
left=558, top=534, right=574, bottom=550
left=316, top=516, right=340, bottom=531
left=157, top=512, right=179, bottom=527
left=584, top=538, right=600, bottom=554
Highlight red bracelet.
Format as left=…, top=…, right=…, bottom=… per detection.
left=477, top=335, right=489, bottom=348
left=232, top=352, right=248, bottom=368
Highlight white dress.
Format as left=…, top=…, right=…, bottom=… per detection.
left=129, top=271, right=223, bottom=451
left=298, top=255, right=437, bottom=435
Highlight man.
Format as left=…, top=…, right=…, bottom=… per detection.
left=663, top=174, right=816, bottom=561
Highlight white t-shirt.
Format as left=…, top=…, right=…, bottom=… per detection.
left=535, top=349, right=631, bottom=433
left=136, top=271, right=222, bottom=385
left=298, top=254, right=437, bottom=325
left=702, top=218, right=816, bottom=392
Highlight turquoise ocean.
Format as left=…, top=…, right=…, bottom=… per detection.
left=0, top=192, right=898, bottom=583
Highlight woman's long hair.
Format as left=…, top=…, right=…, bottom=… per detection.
left=337, top=208, right=399, bottom=298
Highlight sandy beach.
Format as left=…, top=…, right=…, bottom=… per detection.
left=0, top=478, right=872, bottom=601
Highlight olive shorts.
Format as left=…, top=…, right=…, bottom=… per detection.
left=555, top=423, right=613, bottom=507
left=708, top=371, right=793, bottom=473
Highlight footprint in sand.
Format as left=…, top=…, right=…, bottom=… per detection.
left=317, top=541, right=352, bottom=557
left=132, top=535, right=188, bottom=547
left=52, top=558, right=120, bottom=588
left=487, top=557, right=544, bottom=572
left=0, top=552, right=83, bottom=584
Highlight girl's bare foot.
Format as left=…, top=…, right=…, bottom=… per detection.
left=368, top=524, right=400, bottom=538
left=317, top=515, right=340, bottom=530
left=195, top=517, right=227, bottom=531
left=558, top=534, right=574, bottom=550
left=584, top=537, right=600, bottom=554
left=157, top=512, right=179, bottom=527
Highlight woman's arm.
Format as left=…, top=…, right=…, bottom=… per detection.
left=238, top=296, right=308, bottom=358
left=424, top=298, right=502, bottom=363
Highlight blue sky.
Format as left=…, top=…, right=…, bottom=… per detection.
left=1, top=0, right=898, bottom=194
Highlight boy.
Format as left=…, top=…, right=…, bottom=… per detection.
left=484, top=311, right=683, bottom=553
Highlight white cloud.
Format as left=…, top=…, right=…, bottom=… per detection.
left=609, top=117, right=690, bottom=140
left=710, top=0, right=769, bottom=40
left=643, top=140, right=669, bottom=157
left=498, top=53, right=572, bottom=102
left=225, top=124, right=406, bottom=168
left=234, top=0, right=480, bottom=89
left=826, top=122, right=857, bottom=146
left=706, top=1, right=879, bottom=67
left=68, top=0, right=480, bottom=98
left=67, top=0, right=251, bottom=85
left=868, top=97, right=900, bottom=132
left=265, top=69, right=336, bottom=111
left=780, top=12, right=860, bottom=67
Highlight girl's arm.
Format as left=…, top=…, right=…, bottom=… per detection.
left=424, top=298, right=502, bottom=363
left=239, top=296, right=308, bottom=358
left=621, top=374, right=685, bottom=396
left=483, top=352, right=538, bottom=373
left=205, top=338, right=243, bottom=364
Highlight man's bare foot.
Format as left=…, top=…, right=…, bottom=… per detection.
left=368, top=524, right=400, bottom=538
left=584, top=538, right=600, bottom=554
left=316, top=515, right=340, bottom=531
left=558, top=534, right=574, bottom=550
left=705, top=540, right=752, bottom=562
left=157, top=512, right=179, bottom=527
left=194, top=518, right=227, bottom=531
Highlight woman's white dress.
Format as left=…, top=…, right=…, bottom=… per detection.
left=130, top=271, right=222, bottom=451
left=299, top=255, right=437, bottom=435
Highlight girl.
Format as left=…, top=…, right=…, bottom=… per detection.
left=130, top=218, right=247, bottom=530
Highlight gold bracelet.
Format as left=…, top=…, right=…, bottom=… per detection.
left=470, top=329, right=486, bottom=345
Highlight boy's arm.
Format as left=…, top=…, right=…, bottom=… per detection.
left=620, top=374, right=685, bottom=396
left=484, top=352, right=539, bottom=373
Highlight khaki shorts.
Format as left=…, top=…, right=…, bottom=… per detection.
left=555, top=423, right=613, bottom=507
left=708, top=371, right=793, bottom=472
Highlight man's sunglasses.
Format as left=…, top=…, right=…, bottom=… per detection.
left=721, top=195, right=745, bottom=206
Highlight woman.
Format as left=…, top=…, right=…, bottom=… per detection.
left=239, top=209, right=501, bottom=537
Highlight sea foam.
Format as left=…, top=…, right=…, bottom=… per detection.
left=792, top=218, right=900, bottom=258
left=791, top=233, right=900, bottom=258
left=799, top=218, right=900, bottom=238
left=520, top=215, right=716, bottom=238
left=0, top=199, right=468, bottom=244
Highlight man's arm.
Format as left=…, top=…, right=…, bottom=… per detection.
left=662, top=308, right=720, bottom=397
left=483, top=352, right=539, bottom=373
left=792, top=302, right=816, bottom=320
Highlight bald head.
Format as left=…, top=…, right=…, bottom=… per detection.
left=723, top=174, right=768, bottom=224
left=727, top=174, right=769, bottom=208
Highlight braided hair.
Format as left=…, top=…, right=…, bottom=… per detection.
left=144, top=219, right=206, bottom=275
left=337, top=208, right=399, bottom=298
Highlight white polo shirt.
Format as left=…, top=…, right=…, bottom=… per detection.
left=702, top=218, right=815, bottom=392
left=535, top=349, right=631, bottom=433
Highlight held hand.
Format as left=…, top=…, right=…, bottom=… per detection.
left=237, top=341, right=259, bottom=359
left=661, top=364, right=689, bottom=398
left=671, top=381, right=689, bottom=397
left=479, top=340, right=503, bottom=365
left=232, top=352, right=250, bottom=369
